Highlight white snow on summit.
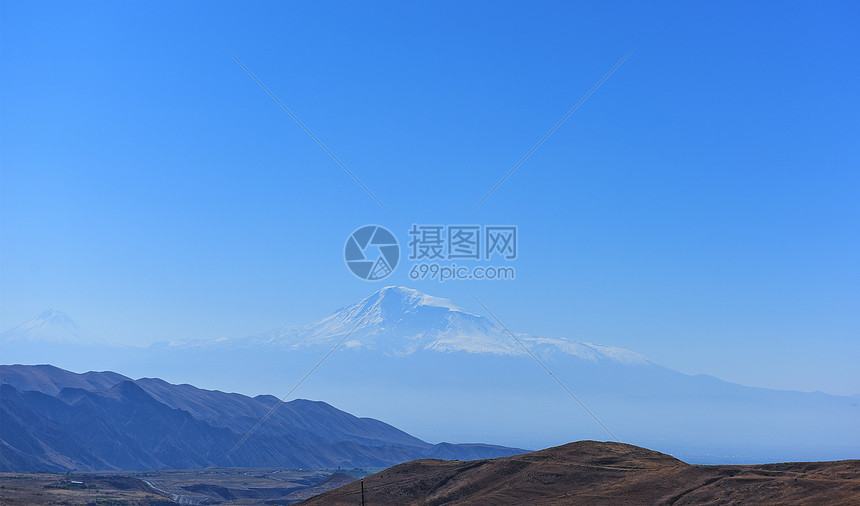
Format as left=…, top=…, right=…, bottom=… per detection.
left=0, top=309, right=110, bottom=346
left=380, top=286, right=473, bottom=314
left=212, top=286, right=651, bottom=365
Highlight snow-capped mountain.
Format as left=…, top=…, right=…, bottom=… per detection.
left=210, top=286, right=649, bottom=364
left=2, top=290, right=857, bottom=465
left=0, top=309, right=109, bottom=346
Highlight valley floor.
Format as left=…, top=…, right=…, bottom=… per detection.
left=0, top=466, right=377, bottom=505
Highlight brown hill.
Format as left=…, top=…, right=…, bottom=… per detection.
left=299, top=440, right=860, bottom=505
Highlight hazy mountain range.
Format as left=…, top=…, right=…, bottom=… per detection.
left=2, top=286, right=858, bottom=464
left=0, top=364, right=524, bottom=472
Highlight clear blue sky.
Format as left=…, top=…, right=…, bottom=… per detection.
left=2, top=1, right=858, bottom=394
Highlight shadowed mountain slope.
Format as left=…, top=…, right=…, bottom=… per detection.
left=0, top=365, right=524, bottom=472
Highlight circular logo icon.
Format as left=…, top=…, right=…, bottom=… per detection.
left=344, top=225, right=400, bottom=280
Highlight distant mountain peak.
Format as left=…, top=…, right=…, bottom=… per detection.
left=38, top=308, right=63, bottom=319
left=31, top=308, right=71, bottom=325
left=233, top=286, right=651, bottom=364
left=1, top=309, right=109, bottom=346
left=372, top=286, right=470, bottom=314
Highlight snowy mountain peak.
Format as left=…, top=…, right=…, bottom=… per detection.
left=271, top=286, right=494, bottom=351
left=1, top=309, right=109, bottom=346
left=36, top=309, right=75, bottom=325
left=368, top=286, right=471, bottom=314
left=241, top=286, right=651, bottom=365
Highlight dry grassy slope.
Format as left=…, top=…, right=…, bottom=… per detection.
left=300, top=441, right=860, bottom=505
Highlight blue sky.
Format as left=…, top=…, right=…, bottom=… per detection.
left=2, top=2, right=858, bottom=394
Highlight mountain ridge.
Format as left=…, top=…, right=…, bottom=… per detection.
left=0, top=364, right=525, bottom=472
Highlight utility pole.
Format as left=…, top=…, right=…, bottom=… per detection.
left=361, top=479, right=366, bottom=506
